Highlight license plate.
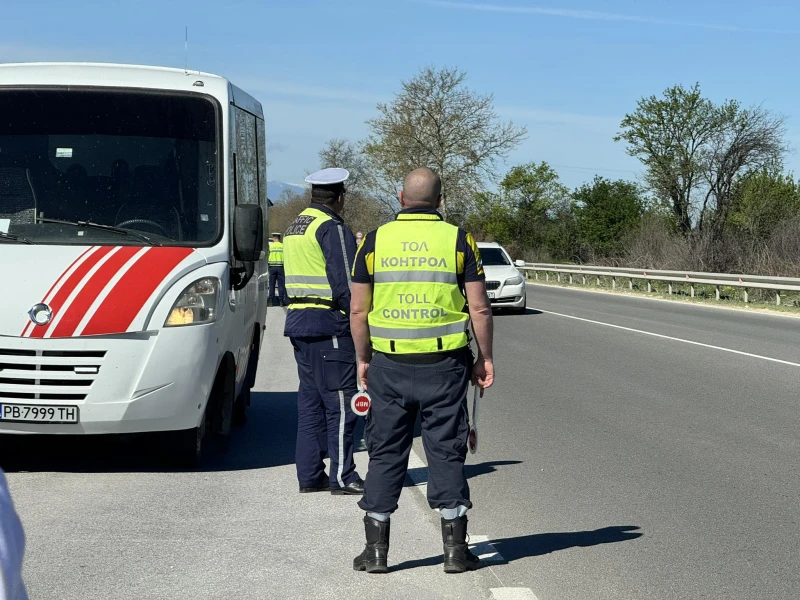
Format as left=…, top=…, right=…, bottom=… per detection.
left=487, top=292, right=495, bottom=299
left=0, top=404, right=79, bottom=424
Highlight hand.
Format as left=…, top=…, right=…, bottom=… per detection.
left=358, top=360, right=370, bottom=391
left=471, top=356, right=494, bottom=397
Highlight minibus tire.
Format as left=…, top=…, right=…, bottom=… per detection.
left=169, top=406, right=207, bottom=469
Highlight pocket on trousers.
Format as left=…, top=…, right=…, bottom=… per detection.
left=320, top=349, right=356, bottom=391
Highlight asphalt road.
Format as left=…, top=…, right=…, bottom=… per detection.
left=451, top=284, right=800, bottom=599
left=3, top=285, right=800, bottom=599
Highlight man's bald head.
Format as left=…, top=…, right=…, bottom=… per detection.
left=401, top=167, right=442, bottom=207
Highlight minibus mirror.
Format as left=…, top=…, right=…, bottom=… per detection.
left=234, top=204, right=263, bottom=263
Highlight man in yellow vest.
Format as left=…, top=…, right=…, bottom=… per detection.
left=350, top=167, right=495, bottom=574
left=268, top=232, right=288, bottom=307
left=282, top=167, right=364, bottom=496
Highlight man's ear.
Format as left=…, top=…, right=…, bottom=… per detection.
left=435, top=193, right=442, bottom=209
left=398, top=190, right=406, bottom=208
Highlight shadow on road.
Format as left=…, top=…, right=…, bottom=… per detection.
left=390, top=525, right=643, bottom=571
left=406, top=460, right=522, bottom=487
left=0, top=391, right=300, bottom=474
left=493, top=308, right=542, bottom=316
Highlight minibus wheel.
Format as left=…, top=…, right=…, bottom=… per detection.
left=169, top=404, right=207, bottom=469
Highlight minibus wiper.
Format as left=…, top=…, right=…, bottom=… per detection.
left=0, top=231, right=33, bottom=244
left=38, top=218, right=162, bottom=246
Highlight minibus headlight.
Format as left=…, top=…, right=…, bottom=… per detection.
left=165, top=278, right=220, bottom=327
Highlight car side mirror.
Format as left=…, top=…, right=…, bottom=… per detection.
left=234, top=204, right=263, bottom=263
left=514, top=259, right=525, bottom=267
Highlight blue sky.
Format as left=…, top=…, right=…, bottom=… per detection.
left=3, top=0, right=799, bottom=190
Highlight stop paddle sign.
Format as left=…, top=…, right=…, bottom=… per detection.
left=351, top=391, right=371, bottom=416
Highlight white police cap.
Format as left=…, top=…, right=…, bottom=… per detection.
left=305, top=167, right=350, bottom=186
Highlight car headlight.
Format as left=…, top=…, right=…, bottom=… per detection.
left=504, top=276, right=524, bottom=286
left=165, top=277, right=220, bottom=327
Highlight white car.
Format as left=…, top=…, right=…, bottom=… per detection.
left=477, top=242, right=527, bottom=314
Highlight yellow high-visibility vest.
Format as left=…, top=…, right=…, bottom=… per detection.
left=268, top=241, right=284, bottom=266
left=283, top=207, right=336, bottom=310
left=369, top=213, right=469, bottom=353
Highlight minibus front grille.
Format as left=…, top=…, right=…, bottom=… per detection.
left=0, top=349, right=107, bottom=401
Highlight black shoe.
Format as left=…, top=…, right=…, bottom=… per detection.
left=331, top=478, right=364, bottom=496
left=353, top=515, right=390, bottom=573
left=299, top=476, right=329, bottom=493
left=442, top=515, right=480, bottom=573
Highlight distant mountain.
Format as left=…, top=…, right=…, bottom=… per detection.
left=267, top=181, right=307, bottom=203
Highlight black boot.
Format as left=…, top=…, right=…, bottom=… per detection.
left=442, top=515, right=480, bottom=573
left=353, top=515, right=390, bottom=573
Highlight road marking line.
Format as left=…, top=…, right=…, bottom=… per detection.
left=490, top=588, right=539, bottom=600
left=531, top=306, right=800, bottom=369
left=468, top=535, right=504, bottom=564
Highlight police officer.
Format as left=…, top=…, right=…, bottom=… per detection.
left=268, top=232, right=288, bottom=307
left=350, top=167, right=495, bottom=573
left=283, top=167, right=364, bottom=496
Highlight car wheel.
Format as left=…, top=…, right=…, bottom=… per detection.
left=512, top=294, right=527, bottom=315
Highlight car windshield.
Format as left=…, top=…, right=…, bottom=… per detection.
left=480, top=247, right=511, bottom=266
left=0, top=89, right=219, bottom=245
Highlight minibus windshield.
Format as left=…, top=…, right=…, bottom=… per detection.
left=0, top=89, right=219, bottom=245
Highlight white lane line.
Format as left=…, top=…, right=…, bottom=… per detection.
left=531, top=306, right=800, bottom=369
left=468, top=535, right=504, bottom=564
left=408, top=445, right=539, bottom=596
left=490, top=589, right=539, bottom=600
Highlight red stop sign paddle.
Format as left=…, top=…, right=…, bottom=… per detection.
left=351, top=391, right=371, bottom=416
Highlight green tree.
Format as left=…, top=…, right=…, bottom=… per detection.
left=499, top=161, right=572, bottom=251
left=615, top=83, right=787, bottom=237
left=728, top=169, right=800, bottom=239
left=363, top=65, right=527, bottom=223
left=574, top=177, right=644, bottom=256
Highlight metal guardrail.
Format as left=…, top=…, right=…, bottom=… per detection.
left=520, top=263, right=800, bottom=306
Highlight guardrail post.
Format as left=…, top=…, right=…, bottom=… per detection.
left=557, top=273, right=561, bottom=283
left=715, top=285, right=720, bottom=301
left=582, top=275, right=586, bottom=285
left=690, top=284, right=695, bottom=298
left=629, top=278, right=633, bottom=290
left=743, top=289, right=748, bottom=304
left=776, top=290, right=781, bottom=306
left=546, top=272, right=549, bottom=282
left=535, top=271, right=539, bottom=281
left=668, top=283, right=673, bottom=295
left=568, top=273, right=572, bottom=284
left=596, top=276, right=600, bottom=286
left=612, top=277, right=616, bottom=290
left=647, top=280, right=652, bottom=293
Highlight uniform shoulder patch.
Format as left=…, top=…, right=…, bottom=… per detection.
left=285, top=215, right=316, bottom=237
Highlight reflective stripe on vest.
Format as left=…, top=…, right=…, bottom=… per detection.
left=268, top=241, right=284, bottom=266
left=368, top=214, right=469, bottom=354
left=283, top=207, right=337, bottom=311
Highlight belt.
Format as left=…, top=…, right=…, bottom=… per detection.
left=289, top=297, right=338, bottom=309
left=378, top=348, right=467, bottom=364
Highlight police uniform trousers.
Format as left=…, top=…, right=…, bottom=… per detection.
left=268, top=266, right=288, bottom=306
left=358, top=349, right=472, bottom=514
left=290, top=335, right=360, bottom=490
